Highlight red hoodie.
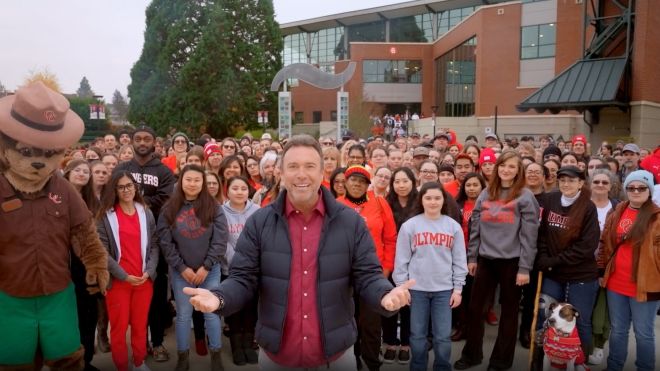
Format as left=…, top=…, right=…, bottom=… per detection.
left=640, top=147, right=660, bottom=184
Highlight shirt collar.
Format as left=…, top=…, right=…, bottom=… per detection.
left=284, top=189, right=325, bottom=218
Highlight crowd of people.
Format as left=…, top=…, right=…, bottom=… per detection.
left=59, top=126, right=659, bottom=371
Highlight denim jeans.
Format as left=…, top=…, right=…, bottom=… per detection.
left=606, top=290, right=660, bottom=371
left=410, top=290, right=452, bottom=371
left=171, top=265, right=222, bottom=351
left=539, top=278, right=598, bottom=353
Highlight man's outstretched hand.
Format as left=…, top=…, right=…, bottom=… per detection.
left=381, top=279, right=416, bottom=311
left=183, top=287, right=221, bottom=313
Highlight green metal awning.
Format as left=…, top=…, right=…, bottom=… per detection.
left=517, top=57, right=628, bottom=113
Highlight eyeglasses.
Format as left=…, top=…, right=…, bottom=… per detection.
left=17, top=147, right=65, bottom=158
left=592, top=180, right=610, bottom=185
left=174, top=139, right=187, bottom=144
left=420, top=170, right=438, bottom=175
left=223, top=145, right=235, bottom=149
left=321, top=141, right=334, bottom=146
left=625, top=186, right=648, bottom=193
left=116, top=183, right=135, bottom=192
left=348, top=156, right=364, bottom=161
left=526, top=170, right=543, bottom=176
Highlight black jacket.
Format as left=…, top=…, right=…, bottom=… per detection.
left=114, top=155, right=175, bottom=218
left=536, top=191, right=600, bottom=282
left=213, top=187, right=395, bottom=358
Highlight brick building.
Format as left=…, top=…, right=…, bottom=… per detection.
left=280, top=0, right=659, bottom=148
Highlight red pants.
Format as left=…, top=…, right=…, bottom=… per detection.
left=106, top=279, right=153, bottom=371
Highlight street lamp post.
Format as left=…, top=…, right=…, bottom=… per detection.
left=430, top=105, right=439, bottom=137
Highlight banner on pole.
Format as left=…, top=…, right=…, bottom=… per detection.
left=337, top=92, right=349, bottom=142
left=278, top=93, right=291, bottom=139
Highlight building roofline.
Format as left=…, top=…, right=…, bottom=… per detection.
left=280, top=0, right=510, bottom=36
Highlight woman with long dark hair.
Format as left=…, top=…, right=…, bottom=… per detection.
left=599, top=170, right=660, bottom=371
left=452, top=172, right=487, bottom=342
left=329, top=167, right=347, bottom=198
left=381, top=167, right=419, bottom=363
left=222, top=176, right=260, bottom=366
left=394, top=181, right=467, bottom=371
left=96, top=171, right=159, bottom=371
left=454, top=150, right=540, bottom=371
left=158, top=164, right=228, bottom=371
left=536, top=166, right=600, bottom=357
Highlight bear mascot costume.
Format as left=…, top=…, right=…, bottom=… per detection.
left=0, top=81, right=109, bottom=370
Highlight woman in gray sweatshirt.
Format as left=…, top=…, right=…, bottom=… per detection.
left=221, top=176, right=260, bottom=366
left=394, top=182, right=467, bottom=371
left=158, top=164, right=228, bottom=370
left=454, top=150, right=540, bottom=371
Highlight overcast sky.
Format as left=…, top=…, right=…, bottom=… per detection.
left=0, top=0, right=403, bottom=100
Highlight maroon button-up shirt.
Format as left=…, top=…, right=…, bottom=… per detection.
left=265, top=192, right=342, bottom=367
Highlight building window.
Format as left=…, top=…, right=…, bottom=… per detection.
left=362, top=60, right=422, bottom=83
left=437, top=6, right=477, bottom=38
left=294, top=111, right=304, bottom=124
left=312, top=111, right=322, bottom=123
left=283, top=33, right=307, bottom=66
left=521, top=23, right=556, bottom=59
left=390, top=13, right=434, bottom=42
left=330, top=110, right=337, bottom=121
left=310, top=27, right=344, bottom=72
left=435, top=37, right=477, bottom=117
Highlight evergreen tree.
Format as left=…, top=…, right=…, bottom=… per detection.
left=77, top=76, right=95, bottom=98
left=128, top=0, right=282, bottom=137
left=112, top=90, right=129, bottom=121
left=0, top=80, right=7, bottom=98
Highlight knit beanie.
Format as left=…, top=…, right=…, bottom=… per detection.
left=344, top=165, right=371, bottom=181
left=623, top=170, right=654, bottom=191
left=543, top=145, right=562, bottom=159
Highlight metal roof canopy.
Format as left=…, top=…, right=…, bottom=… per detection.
left=517, top=0, right=634, bottom=118
left=517, top=57, right=628, bottom=114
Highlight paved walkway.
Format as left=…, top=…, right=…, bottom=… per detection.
left=86, top=313, right=659, bottom=370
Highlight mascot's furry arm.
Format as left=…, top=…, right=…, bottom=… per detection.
left=70, top=218, right=109, bottom=295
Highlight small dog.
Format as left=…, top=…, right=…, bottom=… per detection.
left=542, top=302, right=590, bottom=371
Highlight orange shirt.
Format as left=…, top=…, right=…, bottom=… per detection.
left=337, top=195, right=397, bottom=272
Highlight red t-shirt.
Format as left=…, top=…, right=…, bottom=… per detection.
left=461, top=199, right=476, bottom=247
left=444, top=180, right=460, bottom=199
left=116, top=205, right=143, bottom=276
left=607, top=207, right=638, bottom=297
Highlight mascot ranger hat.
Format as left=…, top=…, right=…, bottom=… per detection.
left=0, top=81, right=84, bottom=149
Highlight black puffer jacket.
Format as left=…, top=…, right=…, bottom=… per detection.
left=213, top=187, right=395, bottom=358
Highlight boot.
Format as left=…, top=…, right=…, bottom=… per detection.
left=243, top=332, right=258, bottom=365
left=229, top=333, right=246, bottom=365
left=211, top=349, right=225, bottom=371
left=175, top=350, right=189, bottom=371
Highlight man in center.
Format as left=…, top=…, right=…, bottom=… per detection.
left=184, top=134, right=415, bottom=370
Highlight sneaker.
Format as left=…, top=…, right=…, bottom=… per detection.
left=133, top=362, right=151, bottom=371
left=588, top=348, right=603, bottom=365
left=398, top=348, right=410, bottom=364
left=152, top=345, right=170, bottom=362
left=486, top=308, right=498, bottom=326
left=383, top=348, right=397, bottom=364
left=454, top=358, right=481, bottom=370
